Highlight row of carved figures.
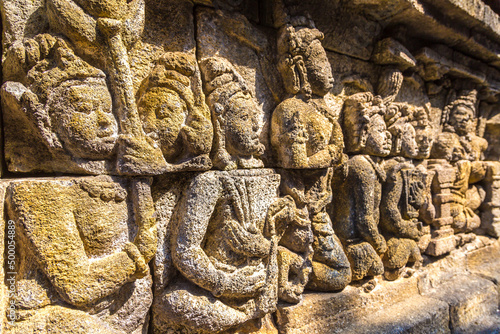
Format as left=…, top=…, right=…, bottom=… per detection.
left=1, top=1, right=500, bottom=333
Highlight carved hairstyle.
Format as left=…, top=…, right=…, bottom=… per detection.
left=441, top=90, right=478, bottom=132
left=199, top=56, right=254, bottom=170
left=384, top=103, right=415, bottom=156
left=277, top=16, right=324, bottom=98
left=3, top=34, right=109, bottom=152
left=342, top=92, right=386, bottom=153
left=25, top=35, right=105, bottom=104
left=138, top=52, right=209, bottom=127
left=377, top=67, right=403, bottom=105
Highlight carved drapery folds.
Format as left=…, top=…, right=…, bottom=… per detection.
left=1, top=0, right=500, bottom=333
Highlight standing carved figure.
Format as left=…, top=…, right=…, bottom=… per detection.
left=6, top=176, right=156, bottom=334
left=271, top=15, right=351, bottom=302
left=331, top=92, right=392, bottom=281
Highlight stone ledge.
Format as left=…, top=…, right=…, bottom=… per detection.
left=276, top=240, right=500, bottom=334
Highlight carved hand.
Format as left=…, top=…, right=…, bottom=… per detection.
left=212, top=264, right=267, bottom=298
left=373, top=235, right=388, bottom=255
left=131, top=178, right=157, bottom=263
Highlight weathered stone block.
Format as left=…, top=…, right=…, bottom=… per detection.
left=343, top=295, right=451, bottom=334
left=423, top=275, right=499, bottom=332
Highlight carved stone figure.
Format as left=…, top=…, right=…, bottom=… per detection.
left=426, top=91, right=488, bottom=255
left=375, top=69, right=428, bottom=280
left=137, top=52, right=213, bottom=172
left=331, top=92, right=392, bottom=281
left=5, top=176, right=156, bottom=333
left=270, top=16, right=351, bottom=302
left=431, top=90, right=487, bottom=162
left=153, top=56, right=292, bottom=332
left=380, top=105, right=427, bottom=280
left=1, top=35, right=118, bottom=174
left=46, top=0, right=167, bottom=175
left=153, top=169, right=293, bottom=333
left=200, top=57, right=265, bottom=170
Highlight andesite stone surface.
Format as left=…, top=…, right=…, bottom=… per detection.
left=1, top=0, right=500, bottom=333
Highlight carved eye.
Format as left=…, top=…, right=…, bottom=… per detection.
left=77, top=101, right=94, bottom=114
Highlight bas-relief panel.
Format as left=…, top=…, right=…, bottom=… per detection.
left=1, top=0, right=500, bottom=333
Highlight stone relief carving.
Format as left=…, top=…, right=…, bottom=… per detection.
left=331, top=91, right=392, bottom=281
left=200, top=57, right=265, bottom=171
left=271, top=15, right=350, bottom=303
left=152, top=169, right=288, bottom=333
left=1, top=35, right=118, bottom=174
left=137, top=52, right=213, bottom=172
left=5, top=176, right=156, bottom=333
left=2, top=0, right=211, bottom=175
left=152, top=56, right=290, bottom=332
left=1, top=0, right=500, bottom=332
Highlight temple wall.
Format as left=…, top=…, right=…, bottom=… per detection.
left=1, top=0, right=500, bottom=333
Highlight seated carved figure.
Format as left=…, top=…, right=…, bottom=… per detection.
left=430, top=91, right=487, bottom=235
left=270, top=16, right=351, bottom=302
left=152, top=57, right=292, bottom=333
left=137, top=52, right=213, bottom=171
left=1, top=35, right=119, bottom=174
left=331, top=92, right=392, bottom=281
left=6, top=176, right=156, bottom=334
left=431, top=90, right=487, bottom=163
left=381, top=105, right=428, bottom=280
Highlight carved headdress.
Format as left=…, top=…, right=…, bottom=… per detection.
left=25, top=35, right=105, bottom=104
left=2, top=34, right=108, bottom=152
left=200, top=56, right=263, bottom=170
left=277, top=16, right=324, bottom=98
left=138, top=52, right=209, bottom=123
left=342, top=92, right=386, bottom=153
left=441, top=89, right=478, bottom=131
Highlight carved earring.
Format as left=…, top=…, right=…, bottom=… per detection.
left=212, top=103, right=235, bottom=170
left=359, top=127, right=368, bottom=148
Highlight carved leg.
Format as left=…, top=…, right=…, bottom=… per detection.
left=383, top=238, right=422, bottom=281
left=277, top=246, right=311, bottom=303
left=345, top=242, right=384, bottom=281
left=155, top=279, right=257, bottom=333
left=307, top=212, right=351, bottom=291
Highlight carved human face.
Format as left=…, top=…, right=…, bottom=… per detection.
left=224, top=91, right=264, bottom=157
left=448, top=104, right=475, bottom=136
left=401, top=124, right=419, bottom=158
left=138, top=87, right=186, bottom=160
left=414, top=127, right=433, bottom=159
left=364, top=114, right=392, bottom=157
left=53, top=82, right=118, bottom=159
left=304, top=39, right=334, bottom=97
